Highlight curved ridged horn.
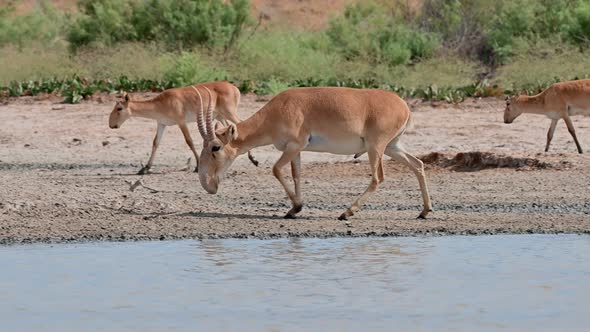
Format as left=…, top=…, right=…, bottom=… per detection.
left=203, top=86, right=215, bottom=141
left=191, top=85, right=208, bottom=139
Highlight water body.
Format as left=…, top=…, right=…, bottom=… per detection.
left=1, top=235, right=589, bottom=332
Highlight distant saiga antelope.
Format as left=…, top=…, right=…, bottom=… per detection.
left=504, top=79, right=590, bottom=154
left=109, top=81, right=258, bottom=174
left=194, top=86, right=433, bottom=220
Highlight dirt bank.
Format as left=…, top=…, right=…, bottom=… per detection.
left=1, top=95, right=589, bottom=244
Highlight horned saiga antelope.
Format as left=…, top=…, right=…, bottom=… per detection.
left=109, top=81, right=258, bottom=174
left=194, top=87, right=433, bottom=220
left=504, top=79, right=590, bottom=154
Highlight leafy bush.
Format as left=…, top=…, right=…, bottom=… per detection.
left=420, top=0, right=463, bottom=40
left=485, top=1, right=537, bottom=63
left=532, top=0, right=577, bottom=37
left=0, top=1, right=65, bottom=48
left=254, top=78, right=290, bottom=95
left=567, top=2, right=590, bottom=47
left=162, top=52, right=227, bottom=86
left=67, top=0, right=251, bottom=51
left=326, top=2, right=440, bottom=66
left=67, top=0, right=135, bottom=49
left=417, top=0, right=585, bottom=64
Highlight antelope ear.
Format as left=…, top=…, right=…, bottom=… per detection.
left=123, top=92, right=129, bottom=102
left=228, top=124, right=238, bottom=141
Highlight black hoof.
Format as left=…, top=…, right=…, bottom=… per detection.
left=193, top=166, right=199, bottom=173
left=284, top=204, right=303, bottom=219
left=292, top=204, right=303, bottom=214
left=137, top=167, right=150, bottom=175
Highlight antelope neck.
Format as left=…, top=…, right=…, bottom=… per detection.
left=232, top=110, right=274, bottom=155
left=517, top=94, right=546, bottom=115
left=128, top=100, right=164, bottom=120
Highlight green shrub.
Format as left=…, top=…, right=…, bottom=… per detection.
left=326, top=2, right=440, bottom=66
left=0, top=1, right=65, bottom=48
left=567, top=2, right=590, bottom=47
left=486, top=1, right=536, bottom=63
left=131, top=0, right=250, bottom=51
left=420, top=0, right=463, bottom=40
left=67, top=0, right=135, bottom=50
left=254, top=78, right=290, bottom=95
left=417, top=0, right=583, bottom=64
left=67, top=0, right=251, bottom=51
left=532, top=0, right=577, bottom=37
left=162, top=52, right=227, bottom=86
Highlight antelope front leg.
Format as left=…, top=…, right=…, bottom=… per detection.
left=272, top=145, right=303, bottom=219
left=139, top=123, right=166, bottom=175
left=563, top=115, right=583, bottom=154
left=178, top=122, right=200, bottom=171
left=545, top=119, right=558, bottom=152
left=339, top=148, right=384, bottom=221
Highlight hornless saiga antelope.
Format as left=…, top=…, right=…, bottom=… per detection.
left=504, top=79, right=590, bottom=154
left=194, top=86, right=433, bottom=220
left=108, top=81, right=258, bottom=174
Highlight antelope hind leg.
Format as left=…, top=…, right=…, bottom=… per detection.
left=339, top=148, right=384, bottom=220
left=385, top=143, right=433, bottom=219
left=139, top=123, right=166, bottom=175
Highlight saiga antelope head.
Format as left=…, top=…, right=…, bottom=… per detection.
left=109, top=93, right=131, bottom=129
left=194, top=87, right=239, bottom=194
left=503, top=95, right=525, bottom=124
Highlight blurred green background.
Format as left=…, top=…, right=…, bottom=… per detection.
left=1, top=0, right=590, bottom=99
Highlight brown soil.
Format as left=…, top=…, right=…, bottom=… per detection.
left=1, top=95, right=589, bottom=244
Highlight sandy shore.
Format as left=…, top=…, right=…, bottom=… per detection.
left=1, top=94, right=589, bottom=244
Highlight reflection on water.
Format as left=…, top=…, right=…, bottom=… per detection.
left=1, top=235, right=589, bottom=332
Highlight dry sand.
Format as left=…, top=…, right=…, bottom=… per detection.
left=0, top=94, right=589, bottom=244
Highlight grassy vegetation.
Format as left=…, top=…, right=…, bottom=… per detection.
left=1, top=0, right=590, bottom=103
left=494, top=42, right=590, bottom=89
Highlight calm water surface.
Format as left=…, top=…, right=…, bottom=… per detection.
left=1, top=235, right=589, bottom=332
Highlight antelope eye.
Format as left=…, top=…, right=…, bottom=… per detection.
left=212, top=145, right=221, bottom=152
left=117, top=107, right=123, bottom=111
